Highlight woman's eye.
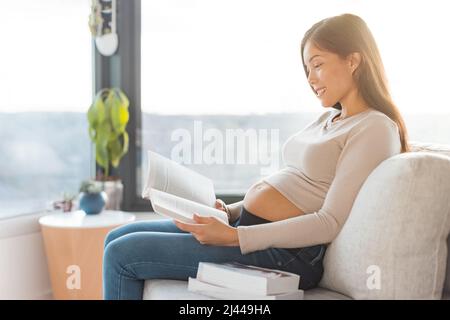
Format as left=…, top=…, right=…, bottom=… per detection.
left=314, top=63, right=323, bottom=69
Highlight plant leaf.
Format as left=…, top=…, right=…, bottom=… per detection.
left=117, top=88, right=130, bottom=109
left=96, top=122, right=112, bottom=175
left=121, top=131, right=129, bottom=156
left=95, top=94, right=106, bottom=124
left=96, top=140, right=109, bottom=174
left=110, top=89, right=129, bottom=134
left=109, top=138, right=122, bottom=168
left=87, top=103, right=97, bottom=128
left=88, top=127, right=96, bottom=140
left=118, top=103, right=129, bottom=132
left=110, top=96, right=122, bottom=133
left=118, top=89, right=130, bottom=132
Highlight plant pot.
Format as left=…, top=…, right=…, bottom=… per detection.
left=103, top=180, right=124, bottom=210
left=78, top=191, right=108, bottom=215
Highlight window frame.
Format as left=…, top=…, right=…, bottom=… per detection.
left=94, top=0, right=243, bottom=212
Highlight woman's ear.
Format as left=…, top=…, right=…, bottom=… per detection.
left=348, top=52, right=362, bottom=74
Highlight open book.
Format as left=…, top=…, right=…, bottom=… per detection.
left=141, top=151, right=229, bottom=224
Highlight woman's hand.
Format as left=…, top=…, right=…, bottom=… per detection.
left=215, top=199, right=230, bottom=218
left=174, top=214, right=239, bottom=247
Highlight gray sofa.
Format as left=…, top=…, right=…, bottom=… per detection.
left=143, top=141, right=450, bottom=300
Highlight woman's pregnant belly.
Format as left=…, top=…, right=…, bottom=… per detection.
left=243, top=181, right=305, bottom=222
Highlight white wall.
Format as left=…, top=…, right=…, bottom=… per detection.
left=0, top=212, right=52, bottom=300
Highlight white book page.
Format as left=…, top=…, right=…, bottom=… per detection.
left=150, top=188, right=228, bottom=225
left=142, top=151, right=216, bottom=207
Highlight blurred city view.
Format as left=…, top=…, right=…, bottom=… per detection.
left=1, top=111, right=449, bottom=218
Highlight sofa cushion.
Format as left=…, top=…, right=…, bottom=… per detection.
left=445, top=235, right=450, bottom=295
left=144, top=279, right=214, bottom=300
left=404, top=141, right=450, bottom=295
left=409, top=141, right=450, bottom=158
left=319, top=152, right=450, bottom=299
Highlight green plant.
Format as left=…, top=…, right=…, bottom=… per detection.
left=62, top=192, right=77, bottom=201
left=79, top=180, right=103, bottom=194
left=53, top=192, right=76, bottom=212
left=87, top=88, right=130, bottom=179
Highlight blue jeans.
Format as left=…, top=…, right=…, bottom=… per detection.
left=103, top=206, right=327, bottom=300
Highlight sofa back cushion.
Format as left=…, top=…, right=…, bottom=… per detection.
left=319, top=151, right=450, bottom=299
left=445, top=235, right=450, bottom=295
left=409, top=141, right=450, bottom=295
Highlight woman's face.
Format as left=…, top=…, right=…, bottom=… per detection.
left=302, top=41, right=357, bottom=108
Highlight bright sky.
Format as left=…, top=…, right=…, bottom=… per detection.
left=141, top=0, right=450, bottom=115
left=0, top=0, right=92, bottom=113
left=0, top=0, right=449, bottom=115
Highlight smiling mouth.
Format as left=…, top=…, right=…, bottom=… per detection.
left=316, top=88, right=326, bottom=97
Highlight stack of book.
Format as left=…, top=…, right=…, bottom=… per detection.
left=188, top=262, right=304, bottom=300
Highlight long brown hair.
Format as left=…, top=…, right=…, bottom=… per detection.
left=301, top=13, right=409, bottom=153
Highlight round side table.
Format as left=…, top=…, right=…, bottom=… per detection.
left=39, top=210, right=136, bottom=300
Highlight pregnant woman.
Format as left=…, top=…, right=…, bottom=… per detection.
left=102, top=13, right=409, bottom=300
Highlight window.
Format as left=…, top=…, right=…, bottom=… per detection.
left=139, top=0, right=450, bottom=197
left=0, top=0, right=92, bottom=218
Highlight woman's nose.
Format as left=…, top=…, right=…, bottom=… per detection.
left=308, top=71, right=317, bottom=84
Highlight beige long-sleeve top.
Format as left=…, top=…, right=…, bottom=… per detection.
left=237, top=108, right=401, bottom=254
